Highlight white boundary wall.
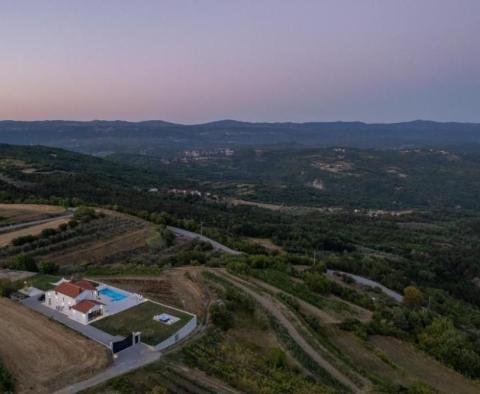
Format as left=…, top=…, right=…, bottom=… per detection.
left=154, top=314, right=197, bottom=351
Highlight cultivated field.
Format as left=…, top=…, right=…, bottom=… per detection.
left=0, top=217, right=71, bottom=247
left=0, top=203, right=65, bottom=224
left=0, top=298, right=110, bottom=394
left=43, top=226, right=153, bottom=265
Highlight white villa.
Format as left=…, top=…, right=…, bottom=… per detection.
left=45, top=279, right=144, bottom=325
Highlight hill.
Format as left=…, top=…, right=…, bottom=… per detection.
left=111, top=146, right=480, bottom=211
left=1, top=120, right=480, bottom=155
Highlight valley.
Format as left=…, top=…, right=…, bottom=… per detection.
left=1, top=143, right=480, bottom=393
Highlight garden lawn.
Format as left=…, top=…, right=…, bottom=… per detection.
left=92, top=301, right=193, bottom=345
left=28, top=274, right=60, bottom=291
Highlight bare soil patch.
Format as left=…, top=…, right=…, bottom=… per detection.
left=0, top=298, right=110, bottom=394
left=0, top=217, right=71, bottom=247
left=0, top=203, right=65, bottom=224
left=0, top=269, right=36, bottom=281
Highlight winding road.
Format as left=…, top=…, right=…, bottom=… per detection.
left=167, top=226, right=242, bottom=255
left=327, top=270, right=403, bottom=302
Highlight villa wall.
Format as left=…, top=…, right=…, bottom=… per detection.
left=154, top=315, right=197, bottom=351
left=71, top=308, right=89, bottom=324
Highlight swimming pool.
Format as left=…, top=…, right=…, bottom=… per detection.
left=99, top=287, right=128, bottom=302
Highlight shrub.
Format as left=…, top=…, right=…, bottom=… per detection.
left=73, top=206, right=96, bottom=222
left=0, top=361, right=14, bottom=393
left=0, top=279, right=19, bottom=297
left=40, top=228, right=58, bottom=238
left=418, top=318, right=480, bottom=378
left=38, top=261, right=59, bottom=275
left=9, top=254, right=38, bottom=272
left=11, top=234, right=37, bottom=246
left=210, top=303, right=234, bottom=331
left=403, top=286, right=424, bottom=308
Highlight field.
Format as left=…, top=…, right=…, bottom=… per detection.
left=0, top=216, right=71, bottom=247
left=0, top=209, right=153, bottom=268
left=0, top=298, right=110, bottom=394
left=92, top=301, right=193, bottom=346
left=370, top=336, right=480, bottom=394
left=0, top=203, right=66, bottom=224
left=0, top=203, right=65, bottom=221
left=43, top=226, right=153, bottom=265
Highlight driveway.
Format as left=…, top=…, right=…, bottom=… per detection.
left=21, top=296, right=120, bottom=346
left=54, top=343, right=161, bottom=394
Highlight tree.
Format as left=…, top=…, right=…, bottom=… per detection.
left=73, top=206, right=96, bottom=222
left=403, top=286, right=424, bottom=308
left=38, top=261, right=59, bottom=275
left=9, top=254, right=38, bottom=272
left=210, top=302, right=233, bottom=331
left=0, top=279, right=18, bottom=297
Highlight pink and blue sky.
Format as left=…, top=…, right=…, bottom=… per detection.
left=0, top=1, right=479, bottom=123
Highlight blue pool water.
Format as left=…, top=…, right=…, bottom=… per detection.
left=99, top=287, right=128, bottom=302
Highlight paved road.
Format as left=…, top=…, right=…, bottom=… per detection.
left=327, top=270, right=404, bottom=302
left=168, top=226, right=242, bottom=255
left=21, top=296, right=120, bottom=346
left=54, top=343, right=161, bottom=394
left=0, top=212, right=73, bottom=234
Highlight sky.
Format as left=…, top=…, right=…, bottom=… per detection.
left=0, top=1, right=479, bottom=123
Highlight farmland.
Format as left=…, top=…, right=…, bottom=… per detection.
left=0, top=210, right=152, bottom=268
left=0, top=203, right=66, bottom=225
left=0, top=298, right=110, bottom=394
left=0, top=216, right=71, bottom=248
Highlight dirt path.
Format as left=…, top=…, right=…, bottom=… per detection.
left=212, top=270, right=363, bottom=393
left=249, top=277, right=342, bottom=324
left=170, top=364, right=241, bottom=394
left=0, top=298, right=110, bottom=394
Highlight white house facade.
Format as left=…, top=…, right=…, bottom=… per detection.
left=44, top=279, right=144, bottom=325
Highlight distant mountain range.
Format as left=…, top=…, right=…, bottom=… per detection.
left=1, top=120, right=480, bottom=155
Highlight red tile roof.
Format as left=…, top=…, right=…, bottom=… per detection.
left=71, top=300, right=103, bottom=314
left=55, top=282, right=84, bottom=298
left=73, top=280, right=97, bottom=291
